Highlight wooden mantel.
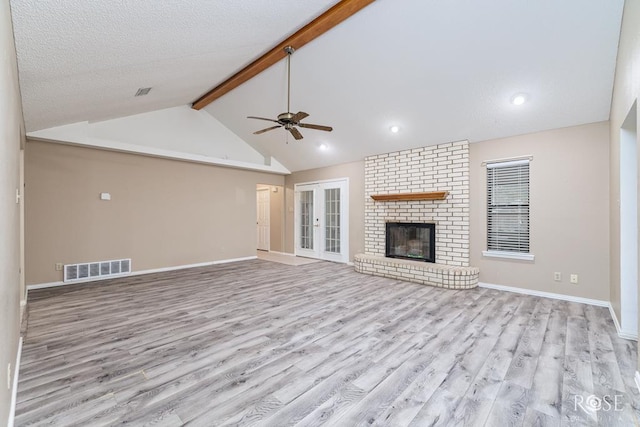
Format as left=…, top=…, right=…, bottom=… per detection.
left=370, top=191, right=449, bottom=201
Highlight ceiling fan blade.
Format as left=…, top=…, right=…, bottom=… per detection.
left=291, top=111, right=309, bottom=122
left=253, top=125, right=282, bottom=135
left=298, top=123, right=333, bottom=132
left=288, top=127, right=303, bottom=140
left=247, top=116, right=280, bottom=123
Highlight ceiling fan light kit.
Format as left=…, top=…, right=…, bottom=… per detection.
left=248, top=46, right=333, bottom=141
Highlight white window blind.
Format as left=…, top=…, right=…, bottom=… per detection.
left=486, top=159, right=530, bottom=253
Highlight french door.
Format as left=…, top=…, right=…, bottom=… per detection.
left=294, top=178, right=349, bottom=263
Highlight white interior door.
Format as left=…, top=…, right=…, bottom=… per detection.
left=256, top=188, right=270, bottom=251
left=295, top=179, right=349, bottom=262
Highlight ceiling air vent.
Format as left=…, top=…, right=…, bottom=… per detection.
left=64, top=258, right=132, bottom=283
left=134, top=87, right=152, bottom=97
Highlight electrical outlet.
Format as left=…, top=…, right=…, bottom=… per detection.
left=7, top=363, right=11, bottom=390
left=570, top=274, right=578, bottom=284
left=55, top=263, right=63, bottom=271
left=553, top=272, right=562, bottom=282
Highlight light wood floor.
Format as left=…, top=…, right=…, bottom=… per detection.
left=16, top=260, right=640, bottom=426
left=256, top=251, right=321, bottom=266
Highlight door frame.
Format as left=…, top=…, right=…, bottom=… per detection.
left=620, top=100, right=638, bottom=337
left=256, top=187, right=270, bottom=251
left=294, top=184, right=318, bottom=259
left=20, top=149, right=25, bottom=307
left=294, top=178, right=349, bottom=263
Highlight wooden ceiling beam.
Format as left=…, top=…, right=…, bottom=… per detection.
left=191, top=0, right=375, bottom=110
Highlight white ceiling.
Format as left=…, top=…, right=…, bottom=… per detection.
left=10, top=0, right=338, bottom=131
left=11, top=0, right=624, bottom=172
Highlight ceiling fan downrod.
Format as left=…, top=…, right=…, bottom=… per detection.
left=284, top=46, right=295, bottom=114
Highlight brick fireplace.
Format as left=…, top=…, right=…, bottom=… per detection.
left=354, top=140, right=479, bottom=289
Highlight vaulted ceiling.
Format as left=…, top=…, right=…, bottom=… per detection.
left=11, top=0, right=624, bottom=172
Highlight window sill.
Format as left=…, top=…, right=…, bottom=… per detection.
left=482, top=250, right=535, bottom=261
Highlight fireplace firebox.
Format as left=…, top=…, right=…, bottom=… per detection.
left=385, top=222, right=435, bottom=263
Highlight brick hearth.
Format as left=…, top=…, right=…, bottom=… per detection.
left=354, top=254, right=479, bottom=289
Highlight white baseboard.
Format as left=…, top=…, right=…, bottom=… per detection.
left=478, top=282, right=609, bottom=307
left=478, top=282, right=639, bottom=341
left=608, top=304, right=638, bottom=341
left=27, top=256, right=258, bottom=291
left=7, top=337, right=23, bottom=427
left=122, top=256, right=257, bottom=277
left=635, top=371, right=640, bottom=394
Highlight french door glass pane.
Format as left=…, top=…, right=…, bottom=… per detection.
left=299, top=190, right=314, bottom=250
left=324, top=188, right=341, bottom=253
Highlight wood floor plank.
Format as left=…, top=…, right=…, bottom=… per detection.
left=15, top=259, right=640, bottom=426
left=523, top=406, right=560, bottom=427
left=291, top=382, right=365, bottom=427
left=451, top=296, right=535, bottom=427
left=403, top=292, right=518, bottom=426
left=483, top=381, right=530, bottom=427
left=249, top=357, right=375, bottom=427
left=602, top=313, right=640, bottom=422
left=525, top=300, right=567, bottom=420
left=561, top=355, right=597, bottom=425
left=504, top=298, right=553, bottom=389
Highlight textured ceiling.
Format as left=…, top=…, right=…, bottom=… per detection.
left=12, top=0, right=624, bottom=172
left=10, top=0, right=338, bottom=131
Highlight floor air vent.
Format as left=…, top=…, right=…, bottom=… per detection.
left=64, top=259, right=132, bottom=282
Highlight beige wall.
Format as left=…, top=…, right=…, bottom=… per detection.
left=284, top=161, right=365, bottom=261
left=25, top=141, right=284, bottom=285
left=290, top=126, right=610, bottom=300
left=609, top=0, right=640, bottom=368
left=470, top=122, right=610, bottom=301
left=0, top=0, right=24, bottom=423
left=256, top=184, right=284, bottom=252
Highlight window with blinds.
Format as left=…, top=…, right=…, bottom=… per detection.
left=486, top=159, right=530, bottom=254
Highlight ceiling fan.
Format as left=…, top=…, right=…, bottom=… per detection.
left=248, top=46, right=333, bottom=141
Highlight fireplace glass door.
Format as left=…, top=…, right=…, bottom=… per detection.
left=295, top=179, right=349, bottom=262
left=385, top=222, right=435, bottom=262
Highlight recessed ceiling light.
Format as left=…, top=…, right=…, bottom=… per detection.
left=389, top=125, right=400, bottom=133
left=511, top=94, right=527, bottom=106
left=319, top=143, right=328, bottom=151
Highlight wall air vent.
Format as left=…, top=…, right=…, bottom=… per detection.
left=134, top=87, right=152, bottom=97
left=64, top=258, right=132, bottom=283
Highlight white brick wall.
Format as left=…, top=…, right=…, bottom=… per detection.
left=364, top=141, right=470, bottom=267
